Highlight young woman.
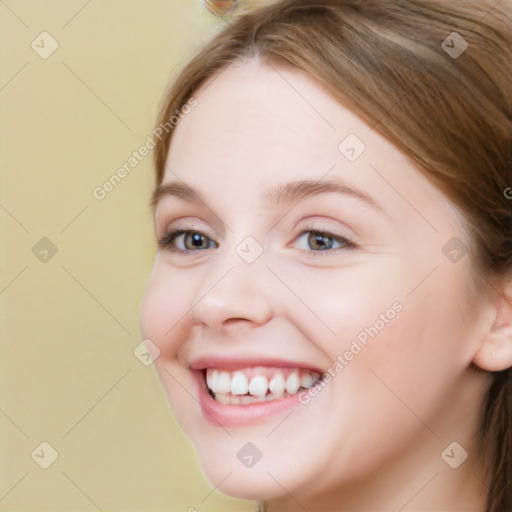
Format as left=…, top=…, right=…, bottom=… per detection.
left=139, top=1, right=512, bottom=510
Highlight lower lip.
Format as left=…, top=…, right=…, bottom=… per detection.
left=192, top=370, right=304, bottom=427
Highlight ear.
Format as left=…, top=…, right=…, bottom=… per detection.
left=472, top=277, right=512, bottom=372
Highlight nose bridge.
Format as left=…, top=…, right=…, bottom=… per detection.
left=191, top=237, right=272, bottom=329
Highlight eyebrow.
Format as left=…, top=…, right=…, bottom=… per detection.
left=152, top=179, right=385, bottom=214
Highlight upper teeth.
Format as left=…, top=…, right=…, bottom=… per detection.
left=206, top=367, right=320, bottom=398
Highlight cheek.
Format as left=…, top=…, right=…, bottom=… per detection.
left=345, top=261, right=475, bottom=423
left=139, top=261, right=196, bottom=357
left=275, top=259, right=405, bottom=356
left=282, top=252, right=474, bottom=412
left=139, top=263, right=204, bottom=435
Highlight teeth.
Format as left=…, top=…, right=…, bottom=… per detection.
left=249, top=376, right=268, bottom=397
left=301, top=373, right=315, bottom=389
left=231, top=371, right=249, bottom=395
left=269, top=374, right=286, bottom=396
left=230, top=395, right=242, bottom=405
left=205, top=367, right=321, bottom=404
left=215, top=393, right=230, bottom=405
left=285, top=372, right=300, bottom=394
left=211, top=369, right=219, bottom=389
left=214, top=392, right=285, bottom=406
left=217, top=371, right=231, bottom=394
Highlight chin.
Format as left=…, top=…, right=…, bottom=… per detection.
left=198, top=457, right=288, bottom=501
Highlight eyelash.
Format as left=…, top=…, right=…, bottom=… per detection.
left=299, top=225, right=356, bottom=255
left=158, top=225, right=357, bottom=255
left=158, top=226, right=214, bottom=253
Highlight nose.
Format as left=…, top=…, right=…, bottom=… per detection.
left=190, top=259, right=274, bottom=331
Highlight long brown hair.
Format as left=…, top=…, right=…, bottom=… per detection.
left=153, top=1, right=512, bottom=509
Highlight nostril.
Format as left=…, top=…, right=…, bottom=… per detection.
left=223, top=318, right=250, bottom=327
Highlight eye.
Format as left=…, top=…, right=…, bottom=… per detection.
left=294, top=227, right=355, bottom=253
left=159, top=228, right=217, bottom=252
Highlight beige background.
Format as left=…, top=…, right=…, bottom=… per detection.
left=1, top=1, right=253, bottom=510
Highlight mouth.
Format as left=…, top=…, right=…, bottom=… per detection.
left=204, top=366, right=322, bottom=405
left=188, top=357, right=325, bottom=426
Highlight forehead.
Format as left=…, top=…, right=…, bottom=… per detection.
left=166, top=58, right=382, bottom=182
left=170, top=61, right=336, bottom=172
left=161, top=58, right=442, bottom=218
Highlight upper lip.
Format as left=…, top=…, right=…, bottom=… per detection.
left=188, top=354, right=325, bottom=374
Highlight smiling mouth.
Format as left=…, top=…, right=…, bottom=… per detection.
left=204, top=366, right=322, bottom=405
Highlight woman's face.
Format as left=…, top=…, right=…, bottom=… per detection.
left=140, top=59, right=490, bottom=506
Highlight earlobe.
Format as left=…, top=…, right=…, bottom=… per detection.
left=473, top=332, right=512, bottom=371
left=472, top=284, right=512, bottom=372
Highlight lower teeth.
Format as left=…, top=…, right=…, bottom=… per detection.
left=213, top=390, right=302, bottom=405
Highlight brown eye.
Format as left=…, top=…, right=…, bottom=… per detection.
left=294, top=229, right=355, bottom=253
left=159, top=229, right=217, bottom=252
left=184, top=232, right=211, bottom=250
left=308, top=232, right=336, bottom=250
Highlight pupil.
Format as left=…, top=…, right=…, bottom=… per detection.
left=309, top=232, right=332, bottom=250
left=187, top=233, right=207, bottom=249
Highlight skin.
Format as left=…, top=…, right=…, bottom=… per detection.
left=139, top=58, right=512, bottom=511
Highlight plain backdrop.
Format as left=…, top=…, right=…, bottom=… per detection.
left=0, top=1, right=254, bottom=510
